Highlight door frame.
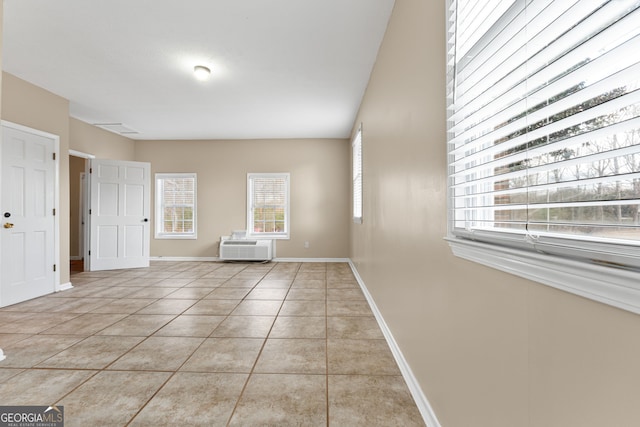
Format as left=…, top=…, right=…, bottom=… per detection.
left=69, top=149, right=95, bottom=271
left=0, top=120, right=60, bottom=297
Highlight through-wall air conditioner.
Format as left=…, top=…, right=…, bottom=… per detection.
left=219, top=237, right=273, bottom=261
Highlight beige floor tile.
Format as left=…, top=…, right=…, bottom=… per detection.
left=327, top=280, right=360, bottom=289
left=90, top=298, right=157, bottom=314
left=107, top=336, right=203, bottom=371
left=41, top=313, right=128, bottom=336
left=58, top=370, right=171, bottom=427
left=229, top=373, right=326, bottom=426
left=286, top=288, right=326, bottom=301
left=328, top=375, right=425, bottom=426
left=253, top=279, right=292, bottom=289
left=36, top=336, right=145, bottom=369
left=183, top=299, right=240, bottom=315
left=291, top=279, right=326, bottom=289
left=295, top=271, right=326, bottom=280
left=205, top=288, right=251, bottom=299
left=279, top=300, right=326, bottom=317
left=97, top=314, right=176, bottom=336
left=254, top=338, right=326, bottom=374
left=0, top=312, right=79, bottom=334
left=154, top=315, right=226, bottom=337
left=78, top=286, right=145, bottom=299
left=219, top=278, right=260, bottom=288
left=245, top=288, right=288, bottom=300
left=155, top=278, right=196, bottom=287
left=327, top=316, right=385, bottom=339
left=184, top=278, right=227, bottom=287
left=135, top=298, right=198, bottom=315
left=0, top=368, right=97, bottom=406
left=165, top=287, right=213, bottom=299
left=327, top=300, right=374, bottom=316
left=0, top=312, right=31, bottom=325
left=0, top=333, right=31, bottom=347
left=211, top=315, right=275, bottom=338
left=180, top=338, right=264, bottom=373
left=231, top=300, right=283, bottom=316
left=327, top=288, right=366, bottom=301
left=1, top=335, right=84, bottom=368
left=129, top=372, right=248, bottom=426
left=126, top=287, right=181, bottom=299
left=50, top=297, right=118, bottom=313
left=270, top=316, right=326, bottom=339
left=0, top=368, right=23, bottom=383
left=327, top=339, right=401, bottom=375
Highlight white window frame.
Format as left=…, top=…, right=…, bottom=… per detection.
left=353, top=125, right=363, bottom=224
left=155, top=173, right=197, bottom=240
left=247, top=173, right=290, bottom=239
left=446, top=0, right=640, bottom=314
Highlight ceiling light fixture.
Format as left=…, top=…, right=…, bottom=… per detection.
left=193, top=65, right=211, bottom=81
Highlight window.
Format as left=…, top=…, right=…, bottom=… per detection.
left=446, top=1, right=640, bottom=312
left=155, top=173, right=197, bottom=239
left=247, top=173, right=290, bottom=239
left=353, top=126, right=363, bottom=223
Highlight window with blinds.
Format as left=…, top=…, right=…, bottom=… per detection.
left=155, top=173, right=197, bottom=239
left=353, top=126, right=363, bottom=223
left=447, top=0, right=640, bottom=269
left=247, top=173, right=290, bottom=239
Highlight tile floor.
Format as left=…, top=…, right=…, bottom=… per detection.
left=0, top=261, right=425, bottom=426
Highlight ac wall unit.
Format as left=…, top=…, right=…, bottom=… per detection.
left=219, top=237, right=273, bottom=261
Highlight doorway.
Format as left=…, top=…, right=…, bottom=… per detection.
left=69, top=154, right=87, bottom=274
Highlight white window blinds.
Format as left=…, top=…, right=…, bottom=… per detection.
left=247, top=173, right=290, bottom=238
left=353, top=127, right=363, bottom=223
left=155, top=173, right=197, bottom=239
left=447, top=0, right=640, bottom=268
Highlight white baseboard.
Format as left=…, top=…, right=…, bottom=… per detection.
left=150, top=256, right=351, bottom=263
left=274, top=257, right=350, bottom=263
left=57, top=282, right=73, bottom=292
left=151, top=256, right=219, bottom=262
left=348, top=261, right=441, bottom=427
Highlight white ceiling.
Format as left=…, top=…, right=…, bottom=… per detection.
left=2, top=0, right=395, bottom=140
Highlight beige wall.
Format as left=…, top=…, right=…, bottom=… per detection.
left=2, top=72, right=71, bottom=285
left=135, top=139, right=350, bottom=259
left=351, top=1, right=640, bottom=426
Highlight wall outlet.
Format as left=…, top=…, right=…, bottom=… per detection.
left=304, top=241, right=310, bottom=249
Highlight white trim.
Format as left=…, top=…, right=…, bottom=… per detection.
left=274, top=257, right=350, bottom=263
left=447, top=237, right=640, bottom=315
left=149, top=256, right=351, bottom=263
left=151, top=256, right=219, bottom=262
left=1, top=121, right=60, bottom=298
left=247, top=172, right=291, bottom=240
left=57, top=282, right=73, bottom=292
left=155, top=173, right=198, bottom=240
left=348, top=260, right=441, bottom=427
left=68, top=149, right=95, bottom=159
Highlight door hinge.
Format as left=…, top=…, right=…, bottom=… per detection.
left=53, top=264, right=57, bottom=272
left=53, top=208, right=56, bottom=216
left=90, top=168, right=93, bottom=174
left=52, top=152, right=56, bottom=160
left=88, top=250, right=91, bottom=256
left=89, top=209, right=92, bottom=215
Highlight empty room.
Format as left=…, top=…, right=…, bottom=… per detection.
left=1, top=1, right=640, bottom=426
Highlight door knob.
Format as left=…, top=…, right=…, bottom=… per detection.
left=3, top=223, right=14, bottom=229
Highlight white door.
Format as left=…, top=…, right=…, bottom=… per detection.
left=0, top=124, right=57, bottom=306
left=89, top=159, right=150, bottom=271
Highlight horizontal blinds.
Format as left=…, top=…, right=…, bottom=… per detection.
left=249, top=174, right=288, bottom=235
left=447, top=0, right=640, bottom=265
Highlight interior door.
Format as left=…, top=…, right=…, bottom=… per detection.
left=0, top=124, right=56, bottom=306
left=89, top=159, right=150, bottom=271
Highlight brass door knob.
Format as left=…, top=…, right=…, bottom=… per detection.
left=3, top=223, right=14, bottom=229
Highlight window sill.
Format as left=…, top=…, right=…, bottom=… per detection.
left=155, top=235, right=197, bottom=240
left=446, top=236, right=640, bottom=315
